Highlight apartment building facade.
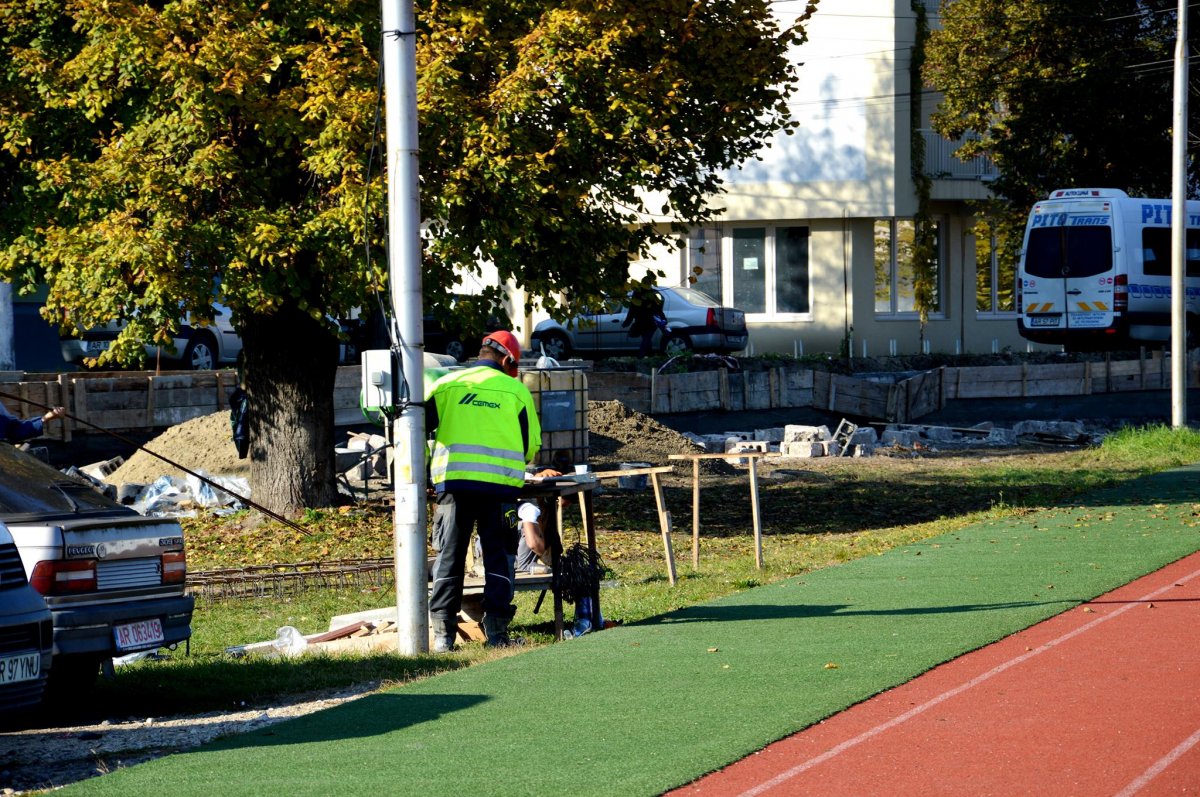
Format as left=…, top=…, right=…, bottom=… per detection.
left=621, top=0, right=1038, bottom=358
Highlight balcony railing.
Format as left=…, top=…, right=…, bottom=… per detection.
left=920, top=129, right=997, bottom=181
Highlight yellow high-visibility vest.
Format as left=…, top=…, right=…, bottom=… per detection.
left=428, top=364, right=541, bottom=495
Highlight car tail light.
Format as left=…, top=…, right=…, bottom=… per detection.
left=30, top=559, right=97, bottom=595
left=162, top=551, right=187, bottom=584
left=705, top=308, right=717, bottom=329
left=1114, top=273, right=1128, bottom=312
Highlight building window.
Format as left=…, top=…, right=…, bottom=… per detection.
left=687, top=228, right=723, bottom=299
left=776, top=226, right=811, bottom=314
left=732, top=228, right=767, bottom=313
left=716, top=225, right=811, bottom=316
left=874, top=218, right=941, bottom=316
left=975, top=229, right=1016, bottom=315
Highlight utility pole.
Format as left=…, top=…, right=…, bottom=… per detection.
left=382, top=0, right=428, bottom=653
left=1171, top=0, right=1189, bottom=428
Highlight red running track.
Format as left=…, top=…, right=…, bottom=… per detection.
left=670, top=551, right=1200, bottom=797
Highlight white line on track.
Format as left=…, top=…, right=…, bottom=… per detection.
left=735, top=563, right=1200, bottom=797
left=1113, top=725, right=1200, bottom=797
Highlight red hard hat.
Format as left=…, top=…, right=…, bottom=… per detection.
left=482, top=330, right=522, bottom=372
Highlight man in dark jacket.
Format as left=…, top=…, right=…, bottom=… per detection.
left=1, top=404, right=65, bottom=443
left=622, top=287, right=666, bottom=357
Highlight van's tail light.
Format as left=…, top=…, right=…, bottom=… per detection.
left=30, top=560, right=97, bottom=595
left=1113, top=273, right=1128, bottom=312
left=161, top=551, right=187, bottom=584
left=705, top=308, right=717, bottom=329
left=1016, top=279, right=1023, bottom=313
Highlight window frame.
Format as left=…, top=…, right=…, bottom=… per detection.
left=718, top=224, right=813, bottom=321
left=975, top=229, right=1018, bottom=319
left=873, top=217, right=945, bottom=320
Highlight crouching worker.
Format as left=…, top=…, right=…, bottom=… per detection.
left=427, top=331, right=541, bottom=651
left=512, top=500, right=552, bottom=576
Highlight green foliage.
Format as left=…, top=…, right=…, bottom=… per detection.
left=924, top=0, right=1191, bottom=212
left=923, top=1, right=1195, bottom=293
left=416, top=0, right=812, bottom=317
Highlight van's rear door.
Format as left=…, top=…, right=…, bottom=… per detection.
left=1021, top=202, right=1116, bottom=333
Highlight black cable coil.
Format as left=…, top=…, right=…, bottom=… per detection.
left=555, top=543, right=605, bottom=605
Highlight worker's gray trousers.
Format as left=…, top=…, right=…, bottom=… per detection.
left=429, top=492, right=517, bottom=622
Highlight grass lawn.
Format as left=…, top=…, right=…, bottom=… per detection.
left=83, top=425, right=1200, bottom=719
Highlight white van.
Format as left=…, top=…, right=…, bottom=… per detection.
left=1017, top=188, right=1200, bottom=350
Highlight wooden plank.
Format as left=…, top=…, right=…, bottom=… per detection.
left=749, top=456, right=763, bottom=569
left=650, top=472, right=677, bottom=586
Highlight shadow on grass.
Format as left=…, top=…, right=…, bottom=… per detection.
left=638, top=598, right=1076, bottom=626
left=202, top=691, right=489, bottom=752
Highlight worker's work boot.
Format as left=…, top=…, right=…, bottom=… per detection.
left=482, top=615, right=522, bottom=648
left=431, top=617, right=457, bottom=653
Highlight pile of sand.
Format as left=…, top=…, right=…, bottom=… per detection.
left=106, top=411, right=249, bottom=485
left=105, top=399, right=723, bottom=487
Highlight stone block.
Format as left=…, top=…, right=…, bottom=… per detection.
left=781, top=441, right=823, bottom=458
left=754, top=427, right=785, bottom=443
left=783, top=424, right=831, bottom=443
left=880, top=429, right=919, bottom=446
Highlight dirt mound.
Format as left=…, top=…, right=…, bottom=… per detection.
left=587, top=400, right=733, bottom=474
left=107, top=411, right=248, bottom=485
left=104, top=400, right=721, bottom=486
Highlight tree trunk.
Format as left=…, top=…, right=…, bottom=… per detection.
left=240, top=302, right=340, bottom=516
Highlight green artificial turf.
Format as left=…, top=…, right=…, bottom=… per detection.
left=68, top=465, right=1200, bottom=796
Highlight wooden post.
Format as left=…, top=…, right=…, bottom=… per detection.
left=73, top=378, right=88, bottom=431
left=650, top=472, right=677, bottom=586
left=1084, top=361, right=1092, bottom=395
left=768, top=367, right=780, bottom=409
left=691, top=458, right=701, bottom=568
left=145, top=376, right=157, bottom=428
left=749, top=454, right=763, bottom=569
left=718, top=368, right=730, bottom=410
left=58, top=373, right=71, bottom=442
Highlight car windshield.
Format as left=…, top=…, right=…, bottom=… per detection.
left=0, top=444, right=128, bottom=518
left=668, top=286, right=721, bottom=307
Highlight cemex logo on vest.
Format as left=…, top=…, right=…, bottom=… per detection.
left=458, top=393, right=501, bottom=409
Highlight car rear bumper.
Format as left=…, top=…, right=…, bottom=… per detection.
left=686, top=330, right=749, bottom=352
left=49, top=594, right=194, bottom=657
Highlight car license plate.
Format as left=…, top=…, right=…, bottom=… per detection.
left=0, top=652, right=41, bottom=685
left=728, top=336, right=747, bottom=346
left=1029, top=315, right=1061, bottom=327
left=114, top=618, right=165, bottom=652
left=85, top=340, right=110, bottom=353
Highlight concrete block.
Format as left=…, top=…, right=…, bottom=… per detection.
left=781, top=441, right=823, bottom=458
left=820, top=441, right=842, bottom=457
left=922, top=426, right=961, bottom=443
left=724, top=431, right=752, bottom=442
left=881, top=430, right=919, bottom=446
left=986, top=428, right=1018, bottom=445
left=783, top=424, right=831, bottom=443
left=851, top=443, right=876, bottom=457
left=754, top=427, right=785, bottom=443
left=850, top=428, right=878, bottom=445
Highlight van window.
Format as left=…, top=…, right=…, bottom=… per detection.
left=1025, top=226, right=1113, bottom=278
left=1140, top=228, right=1200, bottom=277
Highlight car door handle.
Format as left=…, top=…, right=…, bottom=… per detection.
left=1066, top=289, right=1082, bottom=295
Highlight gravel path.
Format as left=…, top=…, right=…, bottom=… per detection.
left=1, top=684, right=380, bottom=794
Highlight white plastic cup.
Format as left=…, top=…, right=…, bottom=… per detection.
left=574, top=464, right=589, bottom=474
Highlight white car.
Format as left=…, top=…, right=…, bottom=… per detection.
left=530, top=286, right=749, bottom=359
left=61, top=303, right=242, bottom=371
left=0, top=444, right=193, bottom=692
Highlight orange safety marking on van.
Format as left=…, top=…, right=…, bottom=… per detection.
left=1075, top=301, right=1109, bottom=312
left=1026, top=303, right=1054, bottom=313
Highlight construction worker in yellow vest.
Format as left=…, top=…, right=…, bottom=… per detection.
left=426, top=330, right=541, bottom=651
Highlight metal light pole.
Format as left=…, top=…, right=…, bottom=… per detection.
left=1171, top=0, right=1189, bottom=428
left=381, top=0, right=428, bottom=653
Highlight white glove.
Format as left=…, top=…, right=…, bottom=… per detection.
left=517, top=502, right=541, bottom=523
